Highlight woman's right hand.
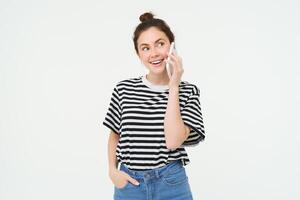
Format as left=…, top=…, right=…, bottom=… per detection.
left=109, top=169, right=140, bottom=189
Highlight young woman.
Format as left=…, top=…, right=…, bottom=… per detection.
left=103, top=12, right=205, bottom=200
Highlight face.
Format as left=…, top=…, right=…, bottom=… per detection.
left=137, top=27, right=171, bottom=75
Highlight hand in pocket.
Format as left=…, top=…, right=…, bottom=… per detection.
left=109, top=169, right=140, bottom=189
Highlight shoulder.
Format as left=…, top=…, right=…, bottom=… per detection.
left=180, top=80, right=200, bottom=96
left=114, top=76, right=143, bottom=90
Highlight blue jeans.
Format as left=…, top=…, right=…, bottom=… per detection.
left=114, top=160, right=193, bottom=200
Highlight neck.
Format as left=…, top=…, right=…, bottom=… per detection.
left=146, top=73, right=169, bottom=85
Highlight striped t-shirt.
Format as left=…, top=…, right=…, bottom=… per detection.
left=103, top=75, right=205, bottom=170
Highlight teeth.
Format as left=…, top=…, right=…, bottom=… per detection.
left=151, top=60, right=162, bottom=64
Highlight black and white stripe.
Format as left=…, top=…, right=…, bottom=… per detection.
left=103, top=75, right=205, bottom=170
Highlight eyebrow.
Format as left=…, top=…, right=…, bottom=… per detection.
left=139, top=38, right=166, bottom=47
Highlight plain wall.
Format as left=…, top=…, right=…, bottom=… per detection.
left=1, top=0, right=299, bottom=199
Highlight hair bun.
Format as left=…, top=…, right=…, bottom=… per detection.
left=139, top=12, right=154, bottom=22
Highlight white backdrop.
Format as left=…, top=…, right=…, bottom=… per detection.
left=1, top=0, right=299, bottom=199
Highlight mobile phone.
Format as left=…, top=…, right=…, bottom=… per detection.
left=166, top=42, right=175, bottom=78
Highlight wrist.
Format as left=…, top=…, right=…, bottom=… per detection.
left=109, top=169, right=118, bottom=179
left=169, top=86, right=179, bottom=92
left=109, top=166, right=118, bottom=175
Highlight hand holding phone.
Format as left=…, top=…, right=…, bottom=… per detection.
left=166, top=42, right=175, bottom=78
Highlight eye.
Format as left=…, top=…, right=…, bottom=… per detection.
left=158, top=42, right=165, bottom=47
left=142, top=47, right=149, bottom=51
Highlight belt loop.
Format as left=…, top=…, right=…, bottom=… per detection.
left=155, top=169, right=159, bottom=178
left=133, top=170, right=137, bottom=176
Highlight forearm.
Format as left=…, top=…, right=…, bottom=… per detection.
left=164, top=87, right=189, bottom=150
left=108, top=131, right=120, bottom=174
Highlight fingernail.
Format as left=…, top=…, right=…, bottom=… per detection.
left=135, top=182, right=139, bottom=185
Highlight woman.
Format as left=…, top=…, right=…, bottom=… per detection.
left=103, top=12, right=205, bottom=200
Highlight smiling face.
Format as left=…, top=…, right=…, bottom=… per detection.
left=137, top=27, right=171, bottom=75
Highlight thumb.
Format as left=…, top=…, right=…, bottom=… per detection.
left=126, top=175, right=139, bottom=185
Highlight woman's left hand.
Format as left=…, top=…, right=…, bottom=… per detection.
left=167, top=52, right=184, bottom=89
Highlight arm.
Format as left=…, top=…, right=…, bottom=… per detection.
left=163, top=50, right=191, bottom=150
left=108, top=131, right=119, bottom=174
left=164, top=87, right=191, bottom=150
left=107, top=131, right=139, bottom=187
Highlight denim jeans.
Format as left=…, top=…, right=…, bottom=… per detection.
left=114, top=160, right=193, bottom=200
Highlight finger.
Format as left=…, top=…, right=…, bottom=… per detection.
left=178, top=56, right=182, bottom=64
left=170, top=54, right=183, bottom=71
left=168, top=60, right=177, bottom=71
left=169, top=53, right=179, bottom=62
left=163, top=58, right=168, bottom=64
left=168, top=54, right=177, bottom=64
left=169, top=54, right=181, bottom=68
left=170, top=52, right=181, bottom=60
left=170, top=58, right=181, bottom=71
left=126, top=175, right=140, bottom=185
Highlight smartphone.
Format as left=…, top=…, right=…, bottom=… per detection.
left=166, top=42, right=175, bottom=78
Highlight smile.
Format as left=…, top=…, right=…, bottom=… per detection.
left=150, top=59, right=164, bottom=66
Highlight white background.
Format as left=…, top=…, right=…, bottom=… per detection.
left=1, top=0, right=299, bottom=199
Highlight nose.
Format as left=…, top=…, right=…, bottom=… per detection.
left=149, top=47, right=159, bottom=58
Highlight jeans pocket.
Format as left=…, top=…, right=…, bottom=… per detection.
left=116, top=181, right=131, bottom=190
left=162, top=165, right=188, bottom=186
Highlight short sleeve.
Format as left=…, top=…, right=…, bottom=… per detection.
left=102, top=85, right=122, bottom=135
left=181, top=86, right=205, bottom=147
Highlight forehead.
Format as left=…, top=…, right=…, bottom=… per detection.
left=137, top=27, right=169, bottom=46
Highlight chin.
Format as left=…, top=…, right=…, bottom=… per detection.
left=149, top=68, right=167, bottom=75
left=144, top=62, right=167, bottom=74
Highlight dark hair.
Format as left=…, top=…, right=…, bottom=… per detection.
left=133, top=12, right=175, bottom=54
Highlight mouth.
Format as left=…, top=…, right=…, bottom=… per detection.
left=149, top=59, right=164, bottom=67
